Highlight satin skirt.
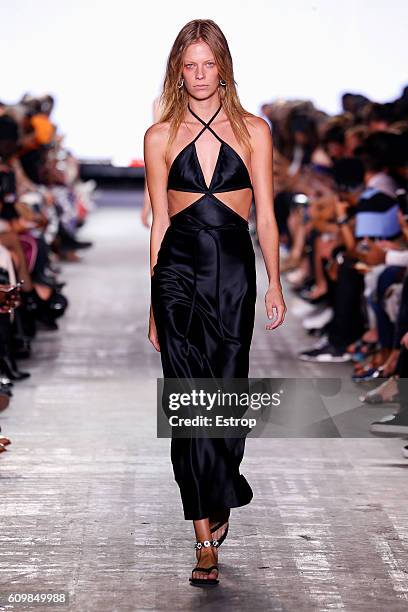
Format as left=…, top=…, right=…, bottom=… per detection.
left=151, top=194, right=256, bottom=520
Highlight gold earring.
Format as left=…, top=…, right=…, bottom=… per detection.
left=177, top=78, right=184, bottom=89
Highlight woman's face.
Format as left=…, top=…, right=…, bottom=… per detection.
left=181, top=39, right=219, bottom=99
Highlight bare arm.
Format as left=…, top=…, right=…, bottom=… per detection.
left=140, top=180, right=152, bottom=228
left=143, top=123, right=171, bottom=351
left=338, top=220, right=357, bottom=255
left=250, top=117, right=286, bottom=329
left=11, top=156, right=38, bottom=197
left=334, top=197, right=358, bottom=255
left=143, top=123, right=171, bottom=279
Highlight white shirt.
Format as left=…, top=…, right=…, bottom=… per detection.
left=385, top=249, right=408, bottom=267
left=366, top=172, right=399, bottom=198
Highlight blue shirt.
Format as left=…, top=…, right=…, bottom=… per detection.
left=355, top=187, right=401, bottom=239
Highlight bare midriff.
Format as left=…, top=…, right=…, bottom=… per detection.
left=167, top=187, right=253, bottom=222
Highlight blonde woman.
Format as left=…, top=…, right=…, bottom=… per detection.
left=144, top=19, right=285, bottom=587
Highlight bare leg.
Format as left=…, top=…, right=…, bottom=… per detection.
left=0, top=233, right=53, bottom=300
left=362, top=329, right=379, bottom=343
left=361, top=374, right=399, bottom=403
left=33, top=283, right=52, bottom=300
left=308, top=236, right=331, bottom=298
left=208, top=507, right=230, bottom=544
left=192, top=518, right=219, bottom=582
left=0, top=232, right=33, bottom=291
left=288, top=209, right=306, bottom=261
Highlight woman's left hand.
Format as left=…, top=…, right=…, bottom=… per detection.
left=265, top=285, right=286, bottom=330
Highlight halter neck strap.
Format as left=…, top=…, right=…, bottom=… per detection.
left=187, top=103, right=222, bottom=127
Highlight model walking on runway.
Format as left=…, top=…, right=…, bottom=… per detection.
left=145, top=19, right=286, bottom=587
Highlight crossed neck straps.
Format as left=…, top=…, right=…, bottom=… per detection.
left=187, top=102, right=222, bottom=125
left=187, top=103, right=223, bottom=140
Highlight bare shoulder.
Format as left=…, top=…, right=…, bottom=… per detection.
left=244, top=114, right=272, bottom=145
left=144, top=121, right=171, bottom=153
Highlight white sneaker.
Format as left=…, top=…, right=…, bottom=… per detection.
left=298, top=342, right=352, bottom=363
left=370, top=413, right=408, bottom=436
left=292, top=297, right=320, bottom=318
left=302, top=307, right=334, bottom=331
left=279, top=244, right=290, bottom=259
left=286, top=269, right=306, bottom=285
left=313, top=334, right=329, bottom=349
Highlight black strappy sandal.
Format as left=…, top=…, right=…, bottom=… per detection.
left=210, top=509, right=230, bottom=548
left=189, top=539, right=219, bottom=587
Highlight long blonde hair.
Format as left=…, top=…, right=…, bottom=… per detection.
left=158, top=19, right=253, bottom=160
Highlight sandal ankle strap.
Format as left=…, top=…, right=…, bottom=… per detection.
left=194, top=539, right=219, bottom=550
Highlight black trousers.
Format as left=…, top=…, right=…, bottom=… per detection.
left=393, top=275, right=408, bottom=412
left=394, top=275, right=408, bottom=349
left=327, top=255, right=367, bottom=350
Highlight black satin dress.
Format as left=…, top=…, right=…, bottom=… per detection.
left=151, top=103, right=256, bottom=520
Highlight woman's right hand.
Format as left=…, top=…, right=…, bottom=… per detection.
left=148, top=309, right=160, bottom=351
